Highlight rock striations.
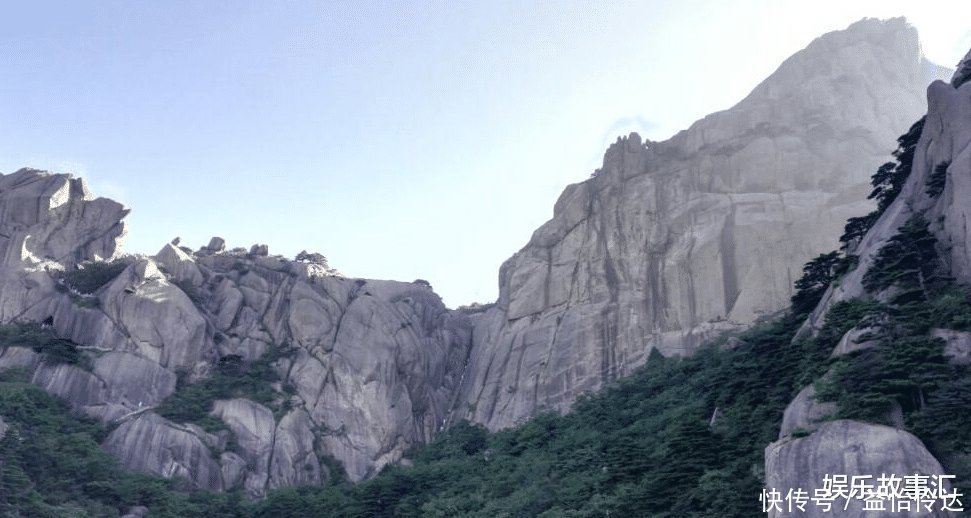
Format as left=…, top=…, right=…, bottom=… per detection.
left=0, top=17, right=960, bottom=498
left=764, top=39, right=971, bottom=518
left=453, top=17, right=946, bottom=430
left=0, top=169, right=471, bottom=492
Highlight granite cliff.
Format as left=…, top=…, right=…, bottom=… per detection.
left=454, top=17, right=948, bottom=430
left=0, top=172, right=471, bottom=491
left=763, top=50, right=971, bottom=517
left=0, top=17, right=959, bottom=499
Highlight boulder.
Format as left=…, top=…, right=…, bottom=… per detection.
left=104, top=413, right=224, bottom=491
left=765, top=420, right=955, bottom=517
left=778, top=385, right=837, bottom=439
left=931, top=328, right=971, bottom=366
left=155, top=243, right=204, bottom=286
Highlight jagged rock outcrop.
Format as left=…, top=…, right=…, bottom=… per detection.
left=778, top=385, right=836, bottom=439
left=455, top=18, right=948, bottom=430
left=0, top=17, right=960, bottom=501
left=765, top=421, right=955, bottom=517
left=0, top=169, right=472, bottom=491
left=104, top=413, right=225, bottom=491
left=0, top=168, right=126, bottom=268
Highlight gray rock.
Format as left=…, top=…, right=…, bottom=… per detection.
left=931, top=328, right=971, bottom=366
left=0, top=415, right=7, bottom=439
left=104, top=413, right=223, bottom=491
left=0, top=19, right=960, bottom=500
left=220, top=452, right=248, bottom=490
left=807, top=42, right=971, bottom=332
left=269, top=409, right=324, bottom=490
left=458, top=18, right=940, bottom=430
left=155, top=243, right=204, bottom=286
left=206, top=237, right=226, bottom=253
left=212, top=398, right=276, bottom=496
left=831, top=326, right=879, bottom=357
left=765, top=420, right=954, bottom=517
left=93, top=352, right=177, bottom=409
left=778, top=385, right=836, bottom=439
left=99, top=259, right=210, bottom=370
left=249, top=244, right=269, bottom=256
left=0, top=346, right=41, bottom=370
left=0, top=169, right=127, bottom=268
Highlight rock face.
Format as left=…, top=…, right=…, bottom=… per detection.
left=806, top=45, right=971, bottom=331
left=778, top=385, right=836, bottom=439
left=765, top=421, right=954, bottom=517
left=0, top=171, right=471, bottom=491
left=0, top=17, right=958, bottom=500
left=454, top=18, right=946, bottom=430
left=768, top=42, right=971, bottom=518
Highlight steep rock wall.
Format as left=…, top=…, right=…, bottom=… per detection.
left=456, top=18, right=946, bottom=430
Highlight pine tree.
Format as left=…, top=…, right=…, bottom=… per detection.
left=791, top=251, right=843, bottom=315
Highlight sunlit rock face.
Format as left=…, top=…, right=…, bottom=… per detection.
left=0, top=170, right=471, bottom=491
left=765, top=421, right=954, bottom=518
left=0, top=16, right=958, bottom=498
left=454, top=18, right=947, bottom=430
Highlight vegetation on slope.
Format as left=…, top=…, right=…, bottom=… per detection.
left=3, top=117, right=971, bottom=515
left=154, top=347, right=296, bottom=436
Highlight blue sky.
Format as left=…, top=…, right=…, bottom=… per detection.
left=2, top=1, right=970, bottom=306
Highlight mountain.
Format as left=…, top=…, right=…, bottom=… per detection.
left=0, top=171, right=472, bottom=490
left=454, top=17, right=950, bottom=430
left=762, top=44, right=971, bottom=518
left=0, top=16, right=960, bottom=508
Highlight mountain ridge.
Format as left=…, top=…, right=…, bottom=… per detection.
left=0, top=17, right=961, bottom=505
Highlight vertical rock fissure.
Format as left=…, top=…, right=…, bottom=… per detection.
left=720, top=198, right=741, bottom=317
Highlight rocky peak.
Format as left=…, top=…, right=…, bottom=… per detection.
left=0, top=169, right=127, bottom=269
left=952, top=47, right=971, bottom=88
left=456, top=18, right=948, bottom=431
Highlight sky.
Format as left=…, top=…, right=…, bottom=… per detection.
left=1, top=1, right=970, bottom=307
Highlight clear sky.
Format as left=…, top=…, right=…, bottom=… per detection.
left=1, top=1, right=969, bottom=307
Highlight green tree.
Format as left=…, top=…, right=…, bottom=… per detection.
left=791, top=251, right=842, bottom=315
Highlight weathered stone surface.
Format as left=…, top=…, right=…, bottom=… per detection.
left=0, top=169, right=127, bottom=268
left=0, top=346, right=41, bottom=370
left=155, top=243, right=204, bottom=286
left=268, top=409, right=324, bottom=490
left=205, top=237, right=225, bottom=253
left=807, top=46, right=971, bottom=331
left=765, top=420, right=954, bottom=517
left=0, top=18, right=960, bottom=501
left=220, top=452, right=248, bottom=490
left=778, top=385, right=836, bottom=439
left=99, top=259, right=210, bottom=370
left=93, top=352, right=177, bottom=409
left=104, top=413, right=223, bottom=491
left=457, top=18, right=944, bottom=430
left=831, top=326, right=879, bottom=357
left=0, top=415, right=7, bottom=439
left=931, top=328, right=971, bottom=366
left=776, top=53, right=971, bottom=512
left=212, top=398, right=276, bottom=496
